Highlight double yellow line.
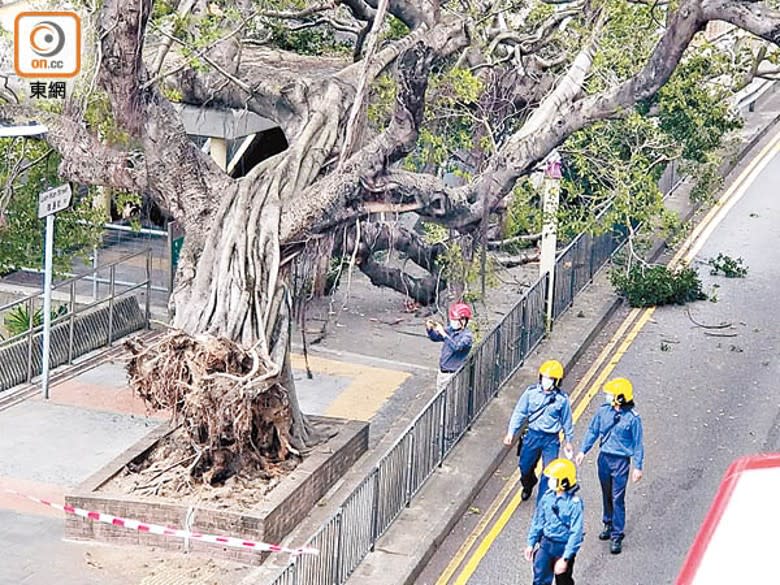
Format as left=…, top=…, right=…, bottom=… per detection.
left=436, top=128, right=780, bottom=585
left=439, top=306, right=653, bottom=585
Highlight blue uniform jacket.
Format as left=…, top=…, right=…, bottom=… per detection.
left=579, top=404, right=644, bottom=470
left=527, top=489, right=584, bottom=560
left=507, top=384, right=574, bottom=442
left=427, top=325, right=473, bottom=372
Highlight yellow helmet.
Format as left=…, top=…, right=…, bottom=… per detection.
left=603, top=377, right=633, bottom=403
left=544, top=458, right=577, bottom=491
left=539, top=360, right=564, bottom=380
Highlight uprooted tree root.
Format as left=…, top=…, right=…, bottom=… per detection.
left=125, top=331, right=300, bottom=485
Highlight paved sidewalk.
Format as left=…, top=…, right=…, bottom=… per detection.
left=0, top=359, right=251, bottom=585
left=0, top=332, right=419, bottom=584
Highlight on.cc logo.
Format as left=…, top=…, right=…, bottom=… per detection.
left=14, top=12, right=81, bottom=79
left=29, top=21, right=66, bottom=58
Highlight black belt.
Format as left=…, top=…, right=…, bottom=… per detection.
left=542, top=535, right=568, bottom=545
left=526, top=428, right=559, bottom=438
left=600, top=451, right=630, bottom=461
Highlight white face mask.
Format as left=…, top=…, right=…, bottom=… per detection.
left=449, top=319, right=462, bottom=330
left=604, top=393, right=615, bottom=405
left=541, top=376, right=554, bottom=391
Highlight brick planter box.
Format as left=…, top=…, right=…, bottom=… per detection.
left=65, top=417, right=368, bottom=564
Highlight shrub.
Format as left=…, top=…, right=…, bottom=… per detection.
left=4, top=304, right=67, bottom=338
left=610, top=264, right=706, bottom=307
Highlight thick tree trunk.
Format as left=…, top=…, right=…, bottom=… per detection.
left=126, top=88, right=346, bottom=482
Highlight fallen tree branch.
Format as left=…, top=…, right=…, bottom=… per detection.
left=488, top=233, right=542, bottom=250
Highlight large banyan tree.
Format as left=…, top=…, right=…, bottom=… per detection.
left=1, top=0, right=779, bottom=482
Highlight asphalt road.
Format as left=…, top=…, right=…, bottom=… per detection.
left=417, top=137, right=780, bottom=584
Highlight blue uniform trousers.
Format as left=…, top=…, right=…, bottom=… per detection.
left=597, top=452, right=630, bottom=540
left=519, top=429, right=560, bottom=502
left=532, top=537, right=576, bottom=585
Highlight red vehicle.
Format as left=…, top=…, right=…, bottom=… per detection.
left=676, top=453, right=780, bottom=584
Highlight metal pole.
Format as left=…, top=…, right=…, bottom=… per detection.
left=405, top=433, right=415, bottom=505
left=466, top=361, right=475, bottom=431
left=439, top=385, right=448, bottom=463
left=540, top=157, right=562, bottom=332
left=41, top=214, right=54, bottom=399
left=107, top=264, right=116, bottom=345
left=369, top=469, right=380, bottom=550
left=334, top=511, right=344, bottom=584
left=68, top=281, right=75, bottom=364
left=92, top=246, right=98, bottom=301
left=145, top=248, right=152, bottom=327
left=26, top=297, right=34, bottom=383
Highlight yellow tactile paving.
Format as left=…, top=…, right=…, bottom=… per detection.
left=290, top=353, right=411, bottom=422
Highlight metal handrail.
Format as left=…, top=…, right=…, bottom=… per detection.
left=0, top=250, right=152, bottom=388
left=0, top=248, right=152, bottom=313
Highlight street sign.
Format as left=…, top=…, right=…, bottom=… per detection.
left=37, top=183, right=72, bottom=399
left=38, top=183, right=72, bottom=218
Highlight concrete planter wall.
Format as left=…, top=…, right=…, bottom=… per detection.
left=65, top=417, right=369, bottom=564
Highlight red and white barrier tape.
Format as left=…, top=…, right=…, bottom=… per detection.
left=3, top=488, right=318, bottom=556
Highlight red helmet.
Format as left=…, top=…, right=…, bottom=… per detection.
left=448, top=302, right=473, bottom=321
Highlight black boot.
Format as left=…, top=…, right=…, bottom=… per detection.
left=520, top=473, right=537, bottom=501
left=598, top=524, right=612, bottom=541
left=610, top=538, right=623, bottom=555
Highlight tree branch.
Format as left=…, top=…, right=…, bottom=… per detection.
left=339, top=0, right=391, bottom=166
left=701, top=0, right=780, bottom=44
left=258, top=1, right=339, bottom=19
left=335, top=220, right=446, bottom=304
left=0, top=105, right=148, bottom=193
left=281, top=40, right=437, bottom=241
left=149, top=0, right=196, bottom=78
left=98, top=0, right=234, bottom=235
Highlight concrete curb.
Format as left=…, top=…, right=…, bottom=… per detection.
left=346, top=102, right=780, bottom=585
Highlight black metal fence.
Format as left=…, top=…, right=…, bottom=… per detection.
left=551, top=227, right=627, bottom=321
left=265, top=269, right=572, bottom=584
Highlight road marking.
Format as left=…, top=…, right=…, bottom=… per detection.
left=567, top=307, right=642, bottom=405
left=571, top=307, right=655, bottom=421
left=434, top=469, right=520, bottom=585
left=435, top=307, right=644, bottom=582
left=452, top=486, right=525, bottom=585
left=439, top=129, right=780, bottom=584
left=671, top=136, right=780, bottom=266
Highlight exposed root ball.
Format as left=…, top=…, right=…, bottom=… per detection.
left=125, top=331, right=299, bottom=484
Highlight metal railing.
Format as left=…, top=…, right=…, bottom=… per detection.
left=267, top=274, right=560, bottom=584
left=10, top=223, right=170, bottom=298
left=94, top=223, right=169, bottom=293
left=0, top=249, right=152, bottom=389
left=551, top=226, right=626, bottom=321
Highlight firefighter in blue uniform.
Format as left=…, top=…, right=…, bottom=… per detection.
left=504, top=360, right=574, bottom=502
left=575, top=377, right=644, bottom=554
left=525, top=458, right=584, bottom=585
